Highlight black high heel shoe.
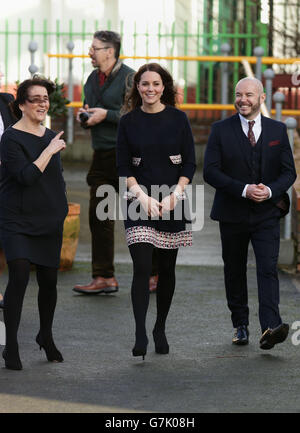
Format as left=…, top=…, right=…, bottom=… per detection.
left=132, top=335, right=148, bottom=360
left=36, top=332, right=63, bottom=363
left=2, top=347, right=23, bottom=370
left=153, top=328, right=169, bottom=354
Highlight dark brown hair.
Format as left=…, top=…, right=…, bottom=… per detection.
left=122, top=63, right=177, bottom=113
left=10, top=75, right=55, bottom=119
left=94, top=30, right=121, bottom=60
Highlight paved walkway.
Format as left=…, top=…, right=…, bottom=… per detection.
left=0, top=165, right=300, bottom=413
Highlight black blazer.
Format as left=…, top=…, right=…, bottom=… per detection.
left=203, top=113, right=297, bottom=223
left=0, top=93, right=16, bottom=130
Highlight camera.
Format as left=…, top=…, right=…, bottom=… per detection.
left=79, top=111, right=91, bottom=123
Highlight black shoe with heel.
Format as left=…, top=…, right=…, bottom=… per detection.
left=153, top=328, right=169, bottom=354
left=36, top=332, right=63, bottom=363
left=2, top=346, right=23, bottom=370
left=132, top=335, right=148, bottom=360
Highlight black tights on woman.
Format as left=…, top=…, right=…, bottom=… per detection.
left=3, top=259, right=60, bottom=369
left=129, top=243, right=178, bottom=356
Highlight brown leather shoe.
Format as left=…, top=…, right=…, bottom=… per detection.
left=149, top=275, right=158, bottom=293
left=73, top=276, right=119, bottom=294
left=73, top=277, right=109, bottom=294
left=104, top=277, right=119, bottom=294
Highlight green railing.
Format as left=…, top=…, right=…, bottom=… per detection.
left=0, top=18, right=268, bottom=104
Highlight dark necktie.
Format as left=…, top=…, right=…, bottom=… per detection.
left=248, top=120, right=256, bottom=147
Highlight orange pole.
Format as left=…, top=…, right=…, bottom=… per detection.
left=66, top=101, right=300, bottom=116
left=48, top=53, right=299, bottom=65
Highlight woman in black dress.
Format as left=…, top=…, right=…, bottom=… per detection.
left=117, top=63, right=196, bottom=359
left=0, top=76, right=68, bottom=370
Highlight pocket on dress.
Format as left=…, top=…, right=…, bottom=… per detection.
left=132, top=157, right=142, bottom=167
left=169, top=154, right=182, bottom=165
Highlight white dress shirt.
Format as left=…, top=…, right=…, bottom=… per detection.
left=239, top=112, right=262, bottom=143
left=0, top=113, right=4, bottom=140
left=239, top=113, right=272, bottom=199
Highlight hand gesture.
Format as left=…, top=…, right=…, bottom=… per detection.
left=47, top=131, right=66, bottom=155
left=138, top=193, right=161, bottom=218
left=246, top=183, right=270, bottom=202
left=159, top=194, right=177, bottom=216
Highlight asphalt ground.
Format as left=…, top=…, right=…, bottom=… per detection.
left=0, top=165, right=300, bottom=414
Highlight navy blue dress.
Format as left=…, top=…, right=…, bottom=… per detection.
left=0, top=126, right=68, bottom=267
left=116, top=105, right=196, bottom=249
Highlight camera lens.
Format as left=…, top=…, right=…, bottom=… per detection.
left=79, top=112, right=90, bottom=123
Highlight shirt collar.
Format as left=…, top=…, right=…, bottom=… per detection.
left=99, top=59, right=121, bottom=78
left=239, top=112, right=261, bottom=128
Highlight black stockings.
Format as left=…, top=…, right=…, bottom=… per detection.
left=129, top=243, right=178, bottom=346
left=3, top=259, right=58, bottom=353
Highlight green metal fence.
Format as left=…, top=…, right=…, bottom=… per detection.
left=0, top=17, right=268, bottom=104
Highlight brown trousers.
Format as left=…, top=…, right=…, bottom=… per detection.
left=87, top=149, right=158, bottom=278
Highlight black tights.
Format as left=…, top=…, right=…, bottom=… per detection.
left=3, top=259, right=58, bottom=353
left=129, top=243, right=178, bottom=344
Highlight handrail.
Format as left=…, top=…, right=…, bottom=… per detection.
left=66, top=101, right=300, bottom=115
left=47, top=53, right=300, bottom=65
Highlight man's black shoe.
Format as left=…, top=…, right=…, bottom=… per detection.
left=0, top=299, right=3, bottom=309
left=232, top=325, right=249, bottom=345
left=259, top=323, right=289, bottom=350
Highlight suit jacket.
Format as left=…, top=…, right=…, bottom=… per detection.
left=203, top=113, right=297, bottom=223
left=0, top=93, right=15, bottom=130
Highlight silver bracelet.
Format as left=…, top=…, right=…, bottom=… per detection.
left=173, top=190, right=186, bottom=201
left=123, top=191, right=137, bottom=202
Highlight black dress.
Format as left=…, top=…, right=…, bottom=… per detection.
left=116, top=105, right=196, bottom=249
left=0, top=126, right=68, bottom=268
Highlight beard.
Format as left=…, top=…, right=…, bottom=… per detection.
left=235, top=97, right=261, bottom=118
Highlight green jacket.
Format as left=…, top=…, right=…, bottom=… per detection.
left=84, top=61, right=134, bottom=151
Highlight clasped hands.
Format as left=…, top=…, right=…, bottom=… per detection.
left=138, top=192, right=178, bottom=218
left=246, top=183, right=270, bottom=202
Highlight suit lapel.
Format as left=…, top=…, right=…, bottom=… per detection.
left=230, top=113, right=251, bottom=169
left=260, top=115, right=268, bottom=175
left=0, top=94, right=13, bottom=128
left=90, top=71, right=104, bottom=103
left=0, top=96, right=9, bottom=128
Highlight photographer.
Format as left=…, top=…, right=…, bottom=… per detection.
left=73, top=31, right=135, bottom=295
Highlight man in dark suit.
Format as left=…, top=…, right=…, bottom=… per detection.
left=203, top=77, right=296, bottom=350
left=0, top=69, right=16, bottom=309
left=0, top=94, right=15, bottom=132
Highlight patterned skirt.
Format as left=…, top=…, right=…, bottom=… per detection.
left=125, top=225, right=193, bottom=249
